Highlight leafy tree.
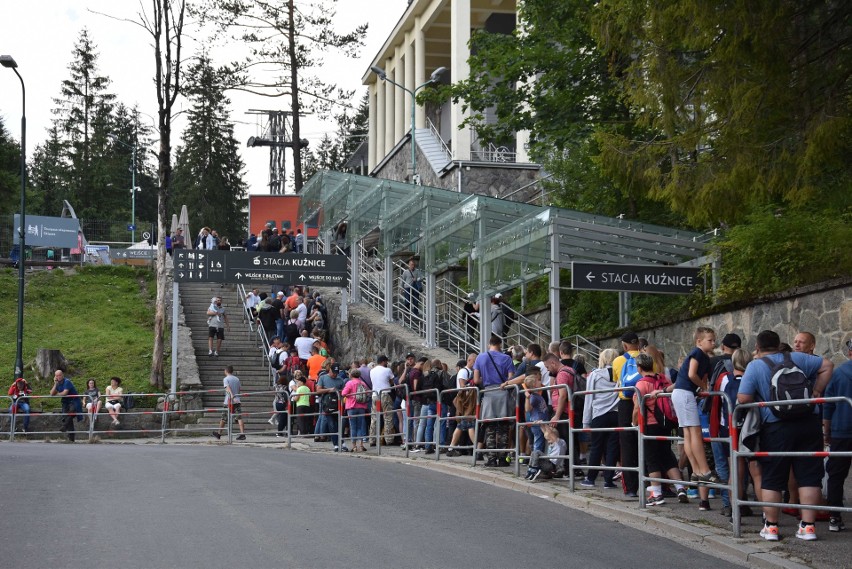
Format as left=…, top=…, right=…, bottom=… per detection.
left=195, top=0, right=367, bottom=191
left=593, top=0, right=852, bottom=226
left=172, top=53, right=248, bottom=241
left=0, top=116, right=21, bottom=217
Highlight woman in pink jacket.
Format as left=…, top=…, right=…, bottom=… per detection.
left=342, top=369, right=370, bottom=452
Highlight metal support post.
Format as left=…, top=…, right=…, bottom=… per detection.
left=383, top=255, right=394, bottom=322
left=425, top=272, right=436, bottom=347
left=549, top=230, right=560, bottom=343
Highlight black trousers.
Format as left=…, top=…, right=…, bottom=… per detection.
left=826, top=436, right=852, bottom=511
left=618, top=398, right=638, bottom=494
left=587, top=411, right=620, bottom=484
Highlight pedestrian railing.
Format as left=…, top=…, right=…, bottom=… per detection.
left=730, top=396, right=852, bottom=537
left=435, top=386, right=480, bottom=465
left=473, top=384, right=520, bottom=467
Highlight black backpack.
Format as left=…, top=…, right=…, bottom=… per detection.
left=761, top=353, right=814, bottom=420
left=322, top=389, right=340, bottom=414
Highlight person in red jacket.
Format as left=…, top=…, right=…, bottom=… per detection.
left=8, top=378, right=32, bottom=433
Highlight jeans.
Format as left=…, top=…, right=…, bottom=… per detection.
left=408, top=400, right=422, bottom=443
left=275, top=318, right=285, bottom=341
left=10, top=400, right=30, bottom=431
left=525, top=415, right=544, bottom=453
left=317, top=413, right=339, bottom=446
left=711, top=430, right=731, bottom=507
left=347, top=408, right=368, bottom=444
left=587, top=411, right=620, bottom=484
left=440, top=403, right=455, bottom=446
left=416, top=402, right=437, bottom=449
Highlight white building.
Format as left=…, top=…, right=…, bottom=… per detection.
left=362, top=0, right=540, bottom=199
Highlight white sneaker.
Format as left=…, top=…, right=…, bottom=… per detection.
left=796, top=523, right=817, bottom=541
left=760, top=524, right=780, bottom=541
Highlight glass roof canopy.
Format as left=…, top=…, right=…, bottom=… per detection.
left=382, top=186, right=467, bottom=257
left=299, top=170, right=710, bottom=293
left=424, top=194, right=539, bottom=273
left=477, top=207, right=708, bottom=294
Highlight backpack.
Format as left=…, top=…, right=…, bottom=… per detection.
left=322, top=389, right=340, bottom=414
left=619, top=352, right=641, bottom=398
left=354, top=381, right=370, bottom=404
left=639, top=374, right=678, bottom=426
left=761, top=353, right=814, bottom=420
left=123, top=393, right=135, bottom=411
left=702, top=358, right=735, bottom=414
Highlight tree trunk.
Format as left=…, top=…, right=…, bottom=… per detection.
left=35, top=349, right=67, bottom=379
left=150, top=120, right=170, bottom=390
left=288, top=0, right=303, bottom=192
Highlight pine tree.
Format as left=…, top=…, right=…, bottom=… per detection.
left=172, top=53, right=248, bottom=241
left=28, top=125, right=68, bottom=217
left=52, top=28, right=117, bottom=218
left=0, top=116, right=21, bottom=217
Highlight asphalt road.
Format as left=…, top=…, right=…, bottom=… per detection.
left=0, top=443, right=744, bottom=569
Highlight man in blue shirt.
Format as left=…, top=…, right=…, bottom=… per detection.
left=50, top=369, right=81, bottom=442
left=824, top=339, right=852, bottom=532
left=473, top=335, right=515, bottom=467
left=738, top=330, right=833, bottom=541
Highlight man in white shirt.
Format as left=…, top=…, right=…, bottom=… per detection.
left=293, top=330, right=315, bottom=366
left=368, top=355, right=396, bottom=446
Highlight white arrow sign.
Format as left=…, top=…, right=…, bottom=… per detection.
left=234, top=272, right=242, bottom=279
left=299, top=274, right=305, bottom=281
left=586, top=272, right=595, bottom=282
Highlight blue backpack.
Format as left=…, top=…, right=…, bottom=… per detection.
left=619, top=352, right=641, bottom=399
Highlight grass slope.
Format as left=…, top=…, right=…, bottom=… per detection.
left=0, top=265, right=165, bottom=406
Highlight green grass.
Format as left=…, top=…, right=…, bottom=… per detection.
left=0, top=265, right=165, bottom=407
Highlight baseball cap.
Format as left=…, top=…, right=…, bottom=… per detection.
left=721, top=333, right=742, bottom=349
left=276, top=291, right=284, bottom=297
left=494, top=293, right=502, bottom=299
left=620, top=331, right=639, bottom=344
left=330, top=364, right=340, bottom=374
left=405, top=352, right=416, bottom=359
left=377, top=355, right=389, bottom=363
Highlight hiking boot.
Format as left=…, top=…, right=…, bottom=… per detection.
left=796, top=523, right=817, bottom=541
left=829, top=517, right=845, bottom=532
left=760, top=524, right=780, bottom=541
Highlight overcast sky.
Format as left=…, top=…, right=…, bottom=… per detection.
left=0, top=0, right=405, bottom=196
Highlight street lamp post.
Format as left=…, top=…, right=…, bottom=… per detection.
left=109, top=131, right=138, bottom=243
left=371, top=65, right=446, bottom=184
left=1, top=55, right=26, bottom=380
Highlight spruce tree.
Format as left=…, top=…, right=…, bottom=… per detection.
left=172, top=54, right=248, bottom=242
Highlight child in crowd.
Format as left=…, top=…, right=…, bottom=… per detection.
left=672, top=326, right=719, bottom=511
left=290, top=373, right=312, bottom=436
left=523, top=370, right=548, bottom=455
left=525, top=424, right=567, bottom=481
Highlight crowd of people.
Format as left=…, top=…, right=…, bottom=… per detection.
left=252, top=316, right=851, bottom=543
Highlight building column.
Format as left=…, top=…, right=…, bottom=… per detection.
left=404, top=32, right=415, bottom=134
left=451, top=0, right=471, bottom=160
left=414, top=16, right=426, bottom=129
left=384, top=58, right=395, bottom=158
left=369, top=83, right=378, bottom=170
left=394, top=46, right=405, bottom=145
left=375, top=80, right=386, bottom=166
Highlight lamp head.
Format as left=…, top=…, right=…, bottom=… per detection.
left=370, top=65, right=387, bottom=80
left=429, top=67, right=447, bottom=83
left=0, top=55, right=18, bottom=69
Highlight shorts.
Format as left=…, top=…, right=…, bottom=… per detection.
left=209, top=327, right=224, bottom=339
left=105, top=400, right=122, bottom=411
left=759, top=416, right=824, bottom=491
left=221, top=402, right=242, bottom=422
left=644, top=423, right=679, bottom=474
left=457, top=419, right=475, bottom=431
left=671, top=388, right=701, bottom=427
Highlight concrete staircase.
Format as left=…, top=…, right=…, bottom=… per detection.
left=179, top=282, right=275, bottom=430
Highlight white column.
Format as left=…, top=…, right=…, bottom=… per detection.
left=394, top=46, right=405, bottom=144
left=451, top=0, right=471, bottom=160
left=516, top=130, right=531, bottom=163
left=549, top=228, right=560, bottom=344
left=404, top=31, right=415, bottom=134
left=369, top=83, right=378, bottom=170
left=414, top=16, right=426, bottom=129
left=384, top=59, right=395, bottom=157
left=384, top=255, right=394, bottom=322
left=375, top=80, right=386, bottom=165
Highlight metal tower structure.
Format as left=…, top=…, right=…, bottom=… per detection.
left=246, top=110, right=309, bottom=195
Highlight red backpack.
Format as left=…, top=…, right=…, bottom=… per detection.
left=639, top=374, right=678, bottom=427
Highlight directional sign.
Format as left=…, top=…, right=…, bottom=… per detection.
left=127, top=224, right=136, bottom=231
left=14, top=214, right=80, bottom=248
left=173, top=250, right=349, bottom=286
left=110, top=248, right=156, bottom=260
left=571, top=262, right=704, bottom=295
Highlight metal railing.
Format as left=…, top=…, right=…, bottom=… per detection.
left=425, top=117, right=453, bottom=164
left=471, top=142, right=517, bottom=164
left=356, top=241, right=385, bottom=313
left=393, top=258, right=425, bottom=336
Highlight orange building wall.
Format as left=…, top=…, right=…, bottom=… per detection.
left=248, top=195, right=318, bottom=238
